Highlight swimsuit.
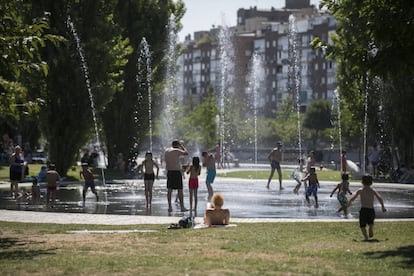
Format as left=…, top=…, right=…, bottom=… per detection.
left=144, top=173, right=155, bottom=181
left=337, top=194, right=348, bottom=208
left=189, top=178, right=199, bottom=189
left=359, top=207, right=375, bottom=227
left=306, top=183, right=318, bottom=197
left=206, top=169, right=216, bottom=184
left=167, top=170, right=183, bottom=189
left=271, top=160, right=280, bottom=170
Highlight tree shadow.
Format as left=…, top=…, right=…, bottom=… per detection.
left=0, top=237, right=56, bottom=260
left=363, top=245, right=414, bottom=269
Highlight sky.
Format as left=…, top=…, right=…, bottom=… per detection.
left=178, top=0, right=321, bottom=41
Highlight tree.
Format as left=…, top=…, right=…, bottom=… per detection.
left=303, top=99, right=332, bottom=149
left=0, top=1, right=60, bottom=151
left=102, top=0, right=185, bottom=166
left=33, top=0, right=129, bottom=175
left=313, top=0, right=414, bottom=164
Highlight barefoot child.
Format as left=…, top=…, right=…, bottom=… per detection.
left=80, top=163, right=99, bottom=205
left=330, top=173, right=352, bottom=217
left=348, top=174, right=386, bottom=241
left=186, top=156, right=201, bottom=215
left=140, top=152, right=159, bottom=209
left=301, top=167, right=320, bottom=208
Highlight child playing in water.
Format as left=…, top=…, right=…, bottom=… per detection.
left=186, top=156, right=201, bottom=215
left=330, top=173, right=352, bottom=217
left=348, top=174, right=386, bottom=241
left=80, top=163, right=99, bottom=205
left=31, top=177, right=41, bottom=204
left=140, top=152, right=159, bottom=209
left=301, top=167, right=320, bottom=208
left=292, top=158, right=304, bottom=194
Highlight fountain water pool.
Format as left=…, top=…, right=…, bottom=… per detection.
left=1, top=175, right=413, bottom=219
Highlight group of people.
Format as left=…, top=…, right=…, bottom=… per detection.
left=139, top=139, right=229, bottom=226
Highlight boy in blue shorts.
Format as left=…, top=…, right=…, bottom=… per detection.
left=302, top=167, right=320, bottom=208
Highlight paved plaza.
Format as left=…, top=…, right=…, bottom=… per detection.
left=1, top=165, right=413, bottom=225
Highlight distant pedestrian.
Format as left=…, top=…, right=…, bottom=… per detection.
left=369, top=145, right=380, bottom=178
left=80, top=163, right=99, bottom=205
left=46, top=164, right=60, bottom=207
left=202, top=151, right=216, bottom=201
left=164, top=140, right=188, bottom=213
left=302, top=167, right=320, bottom=208
left=186, top=156, right=201, bottom=215
left=140, top=152, right=159, bottom=209
left=330, top=173, right=352, bottom=217
left=348, top=174, right=386, bottom=241
left=266, top=142, right=283, bottom=190
left=9, top=145, right=25, bottom=198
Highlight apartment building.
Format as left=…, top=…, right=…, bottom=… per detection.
left=177, top=0, right=337, bottom=118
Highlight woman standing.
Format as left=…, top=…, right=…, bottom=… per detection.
left=9, top=145, right=25, bottom=198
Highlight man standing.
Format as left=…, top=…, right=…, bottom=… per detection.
left=164, top=140, right=188, bottom=212
left=202, top=151, right=216, bottom=201
left=266, top=142, right=283, bottom=190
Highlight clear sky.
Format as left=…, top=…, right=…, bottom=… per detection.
left=178, top=0, right=321, bottom=41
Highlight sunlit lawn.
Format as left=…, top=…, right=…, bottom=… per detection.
left=0, top=221, right=413, bottom=275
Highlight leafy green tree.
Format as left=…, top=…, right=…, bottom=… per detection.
left=0, top=1, right=60, bottom=150
left=313, top=0, right=414, bottom=164
left=32, top=0, right=129, bottom=175
left=303, top=99, right=332, bottom=149
left=102, top=0, right=185, bottom=165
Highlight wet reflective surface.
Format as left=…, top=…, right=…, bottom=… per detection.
left=1, top=177, right=413, bottom=219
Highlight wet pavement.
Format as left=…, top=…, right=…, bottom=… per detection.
left=1, top=167, right=413, bottom=225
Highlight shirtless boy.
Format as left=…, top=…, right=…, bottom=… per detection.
left=348, top=174, right=386, bottom=241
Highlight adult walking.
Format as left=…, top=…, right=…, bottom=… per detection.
left=164, top=140, right=188, bottom=213
left=266, top=142, right=283, bottom=190
left=202, top=151, right=216, bottom=201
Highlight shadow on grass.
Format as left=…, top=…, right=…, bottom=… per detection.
left=364, top=245, right=414, bottom=269
left=0, top=237, right=56, bottom=260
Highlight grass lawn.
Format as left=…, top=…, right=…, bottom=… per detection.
left=0, top=221, right=413, bottom=275
left=1, top=163, right=345, bottom=183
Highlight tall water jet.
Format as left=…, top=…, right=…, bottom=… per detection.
left=67, top=14, right=106, bottom=184
left=332, top=89, right=343, bottom=169
left=161, top=15, right=179, bottom=147
left=289, top=14, right=302, bottom=160
left=248, top=51, right=265, bottom=166
left=137, top=37, right=153, bottom=152
left=217, top=25, right=234, bottom=165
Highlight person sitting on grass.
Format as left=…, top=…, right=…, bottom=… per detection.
left=348, top=174, right=386, bottom=241
left=204, top=193, right=230, bottom=227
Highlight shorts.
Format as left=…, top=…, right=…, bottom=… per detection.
left=144, top=173, right=155, bottom=181
left=167, top=170, right=183, bottom=190
left=10, top=170, right=22, bottom=181
left=359, top=207, right=375, bottom=227
left=47, top=185, right=57, bottom=192
left=271, top=160, right=281, bottom=170
left=337, top=194, right=348, bottom=208
left=206, top=169, right=216, bottom=184
left=189, top=178, right=199, bottom=189
left=84, top=181, right=96, bottom=192
left=306, top=184, right=318, bottom=197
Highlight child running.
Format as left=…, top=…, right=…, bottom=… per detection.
left=330, top=173, right=352, bottom=217
left=348, top=174, right=386, bottom=241
left=186, top=156, right=201, bottom=215
left=301, top=167, right=320, bottom=208
left=140, top=152, right=159, bottom=209
left=80, top=163, right=99, bottom=205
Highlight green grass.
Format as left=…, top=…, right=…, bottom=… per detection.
left=0, top=221, right=413, bottom=275
left=218, top=169, right=343, bottom=182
